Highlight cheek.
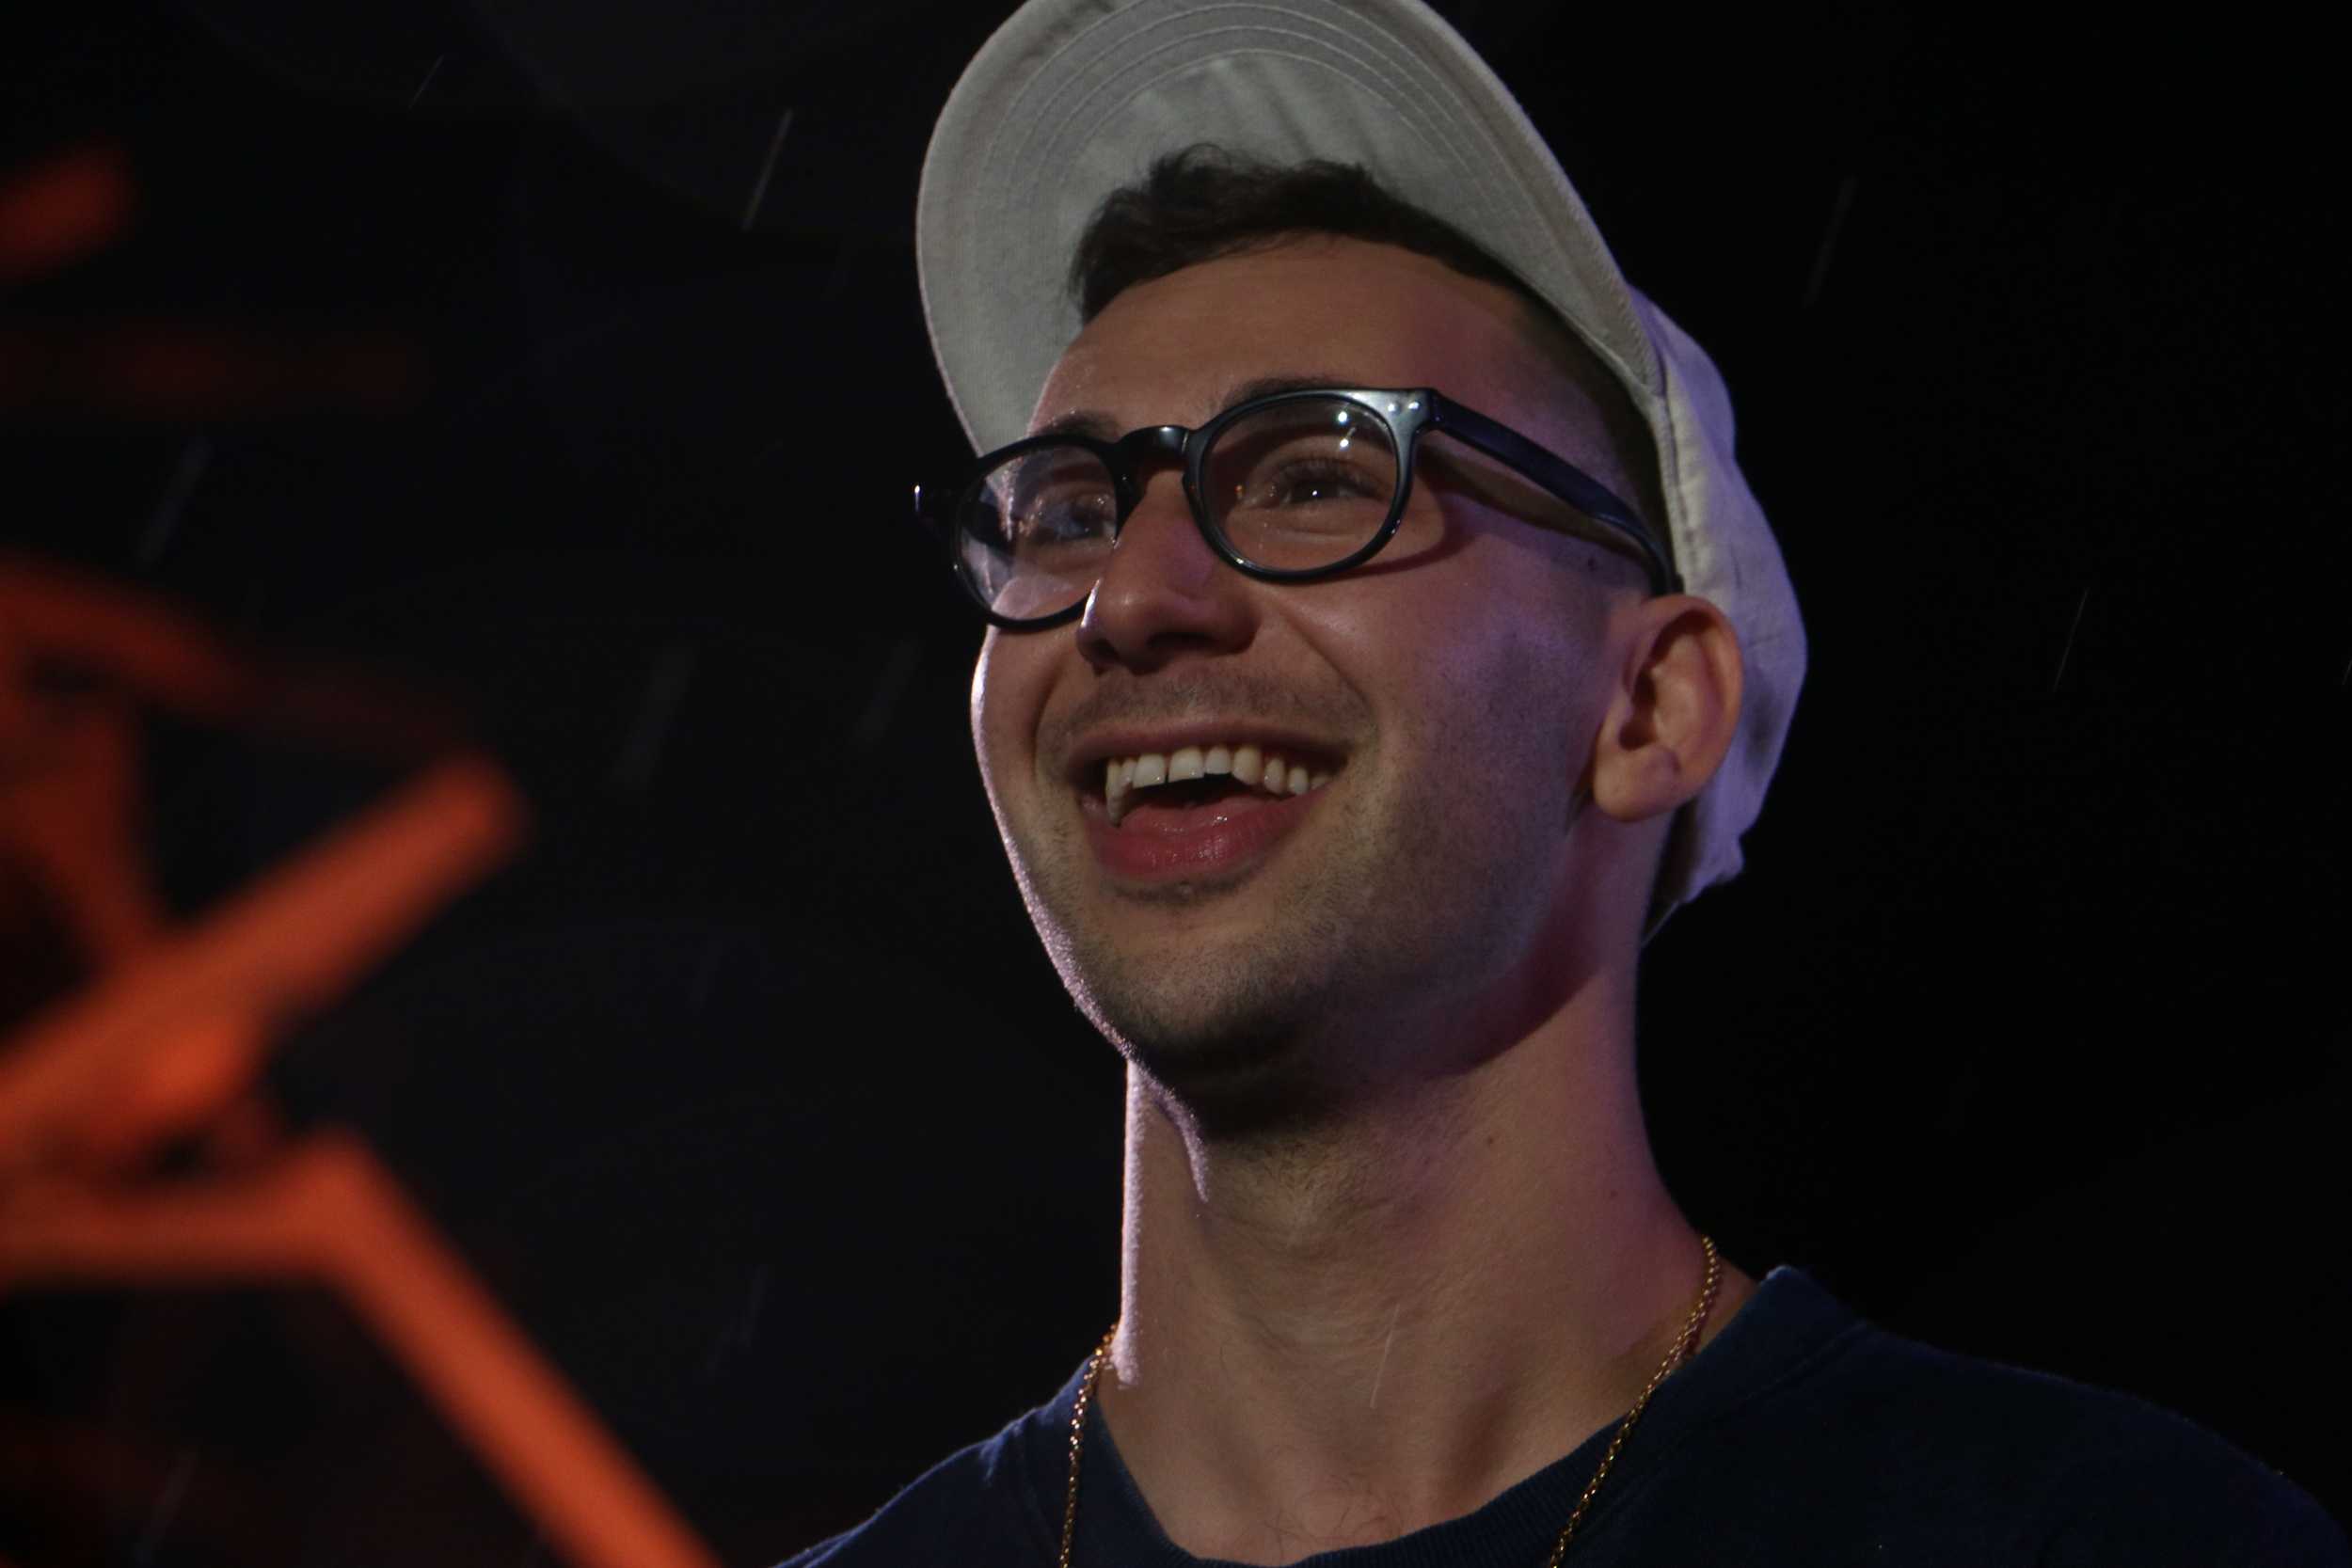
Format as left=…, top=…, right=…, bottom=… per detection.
left=969, top=633, right=1047, bottom=798
left=967, top=638, right=1005, bottom=788
left=1340, top=552, right=1595, bottom=780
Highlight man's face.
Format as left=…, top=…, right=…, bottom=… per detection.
left=970, top=236, right=1652, bottom=1131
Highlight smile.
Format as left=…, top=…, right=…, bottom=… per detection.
left=1070, top=732, right=1345, bottom=885
left=1103, top=742, right=1335, bottom=828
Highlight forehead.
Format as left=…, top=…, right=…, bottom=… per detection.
left=1030, top=236, right=1566, bottom=436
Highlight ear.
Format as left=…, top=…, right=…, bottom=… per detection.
left=1584, top=594, right=1744, bottom=826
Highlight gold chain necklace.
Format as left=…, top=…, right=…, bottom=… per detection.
left=1058, top=1235, right=1720, bottom=1566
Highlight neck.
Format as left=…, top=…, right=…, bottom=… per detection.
left=1093, top=978, right=1755, bottom=1564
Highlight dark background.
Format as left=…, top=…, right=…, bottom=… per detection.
left=3, top=0, right=2345, bottom=1561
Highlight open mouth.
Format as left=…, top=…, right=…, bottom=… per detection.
left=1100, top=743, right=1335, bottom=828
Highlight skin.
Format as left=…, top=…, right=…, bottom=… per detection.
left=969, top=235, right=1755, bottom=1562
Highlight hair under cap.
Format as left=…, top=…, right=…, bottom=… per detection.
left=917, top=0, right=1808, bottom=946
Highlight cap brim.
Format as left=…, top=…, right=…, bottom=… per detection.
left=917, top=0, right=1663, bottom=457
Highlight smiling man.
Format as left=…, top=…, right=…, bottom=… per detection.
left=975, top=232, right=1721, bottom=1144
left=778, top=2, right=2347, bottom=1564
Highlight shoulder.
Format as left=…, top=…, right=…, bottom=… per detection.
left=1935, top=1353, right=2346, bottom=1565
left=768, top=1370, right=1081, bottom=1568
left=769, top=1429, right=1040, bottom=1568
left=1759, top=1306, right=2346, bottom=1563
left=1642, top=1268, right=2346, bottom=1565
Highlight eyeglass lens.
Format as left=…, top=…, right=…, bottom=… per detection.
left=953, top=395, right=1403, bottom=623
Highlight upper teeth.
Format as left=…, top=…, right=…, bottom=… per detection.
left=1104, top=744, right=1334, bottom=824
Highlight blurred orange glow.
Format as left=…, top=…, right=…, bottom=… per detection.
left=0, top=143, right=134, bottom=284
left=0, top=755, right=521, bottom=1174
left=0, top=552, right=469, bottom=762
left=0, top=1135, right=723, bottom=1568
left=0, top=559, right=723, bottom=1568
left=0, top=321, right=429, bottom=419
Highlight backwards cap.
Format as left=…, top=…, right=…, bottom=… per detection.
left=917, top=0, right=1807, bottom=945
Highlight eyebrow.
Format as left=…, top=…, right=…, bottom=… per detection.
left=1029, top=372, right=1366, bottom=442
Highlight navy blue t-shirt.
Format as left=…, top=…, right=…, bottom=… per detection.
left=775, top=1265, right=2346, bottom=1565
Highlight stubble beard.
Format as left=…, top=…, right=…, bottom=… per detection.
left=1007, top=761, right=1566, bottom=1143
left=1032, top=838, right=1366, bottom=1139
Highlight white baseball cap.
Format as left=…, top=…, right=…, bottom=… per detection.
left=917, top=0, right=1807, bottom=947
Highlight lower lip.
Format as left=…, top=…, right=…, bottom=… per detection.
left=1083, top=786, right=1326, bottom=883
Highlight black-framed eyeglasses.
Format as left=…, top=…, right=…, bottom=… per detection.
left=913, top=386, right=1682, bottom=630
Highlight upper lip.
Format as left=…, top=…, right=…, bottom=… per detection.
left=1063, top=724, right=1348, bottom=792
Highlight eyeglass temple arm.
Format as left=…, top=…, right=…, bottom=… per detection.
left=1423, top=396, right=1684, bottom=597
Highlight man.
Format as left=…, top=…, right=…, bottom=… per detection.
left=782, top=1, right=2347, bottom=1562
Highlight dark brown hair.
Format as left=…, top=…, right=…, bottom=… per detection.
left=1073, top=146, right=1543, bottom=325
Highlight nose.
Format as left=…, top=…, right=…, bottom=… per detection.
left=1075, top=473, right=1256, bottom=673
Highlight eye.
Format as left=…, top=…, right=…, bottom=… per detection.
left=1251, top=457, right=1387, bottom=507
left=1014, top=490, right=1114, bottom=544
left=1215, top=405, right=1398, bottom=517
left=973, top=443, right=1118, bottom=558
left=1202, top=398, right=1400, bottom=564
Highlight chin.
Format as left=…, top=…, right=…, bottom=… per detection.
left=1064, top=952, right=1372, bottom=1142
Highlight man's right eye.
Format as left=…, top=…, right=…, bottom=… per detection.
left=1012, top=493, right=1112, bottom=548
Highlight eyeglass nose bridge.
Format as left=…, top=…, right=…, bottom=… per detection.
left=1101, top=425, right=1197, bottom=529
